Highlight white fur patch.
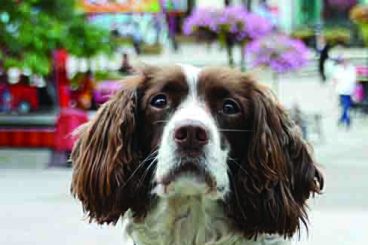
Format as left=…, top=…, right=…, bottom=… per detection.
left=154, top=64, right=229, bottom=199
left=124, top=198, right=290, bottom=245
left=125, top=197, right=241, bottom=245
left=177, top=63, right=201, bottom=97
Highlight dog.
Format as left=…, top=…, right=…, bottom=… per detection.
left=71, top=64, right=323, bottom=245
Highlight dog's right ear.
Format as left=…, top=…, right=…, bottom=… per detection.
left=71, top=74, right=144, bottom=224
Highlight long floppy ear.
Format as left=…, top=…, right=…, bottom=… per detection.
left=228, top=84, right=324, bottom=238
left=71, top=75, right=144, bottom=224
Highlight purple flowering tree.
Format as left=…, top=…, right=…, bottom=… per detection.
left=183, top=6, right=272, bottom=67
left=246, top=34, right=309, bottom=94
left=183, top=8, right=220, bottom=42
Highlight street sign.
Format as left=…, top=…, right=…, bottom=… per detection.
left=79, top=0, right=161, bottom=13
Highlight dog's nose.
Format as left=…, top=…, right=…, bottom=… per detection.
left=174, top=121, right=208, bottom=148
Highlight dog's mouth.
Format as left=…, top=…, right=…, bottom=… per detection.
left=161, top=161, right=214, bottom=185
left=156, top=160, right=217, bottom=197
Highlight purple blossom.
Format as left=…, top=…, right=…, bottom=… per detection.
left=242, top=13, right=273, bottom=40
left=183, top=6, right=272, bottom=42
left=246, top=34, right=309, bottom=73
left=183, top=8, right=220, bottom=35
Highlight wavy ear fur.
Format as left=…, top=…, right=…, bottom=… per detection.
left=71, top=76, right=143, bottom=224
left=227, top=84, right=324, bottom=238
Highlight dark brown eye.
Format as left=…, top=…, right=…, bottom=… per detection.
left=150, top=94, right=167, bottom=108
left=222, top=99, right=240, bottom=115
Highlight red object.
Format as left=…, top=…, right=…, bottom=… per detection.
left=70, top=73, right=95, bottom=110
left=59, top=85, right=71, bottom=108
left=54, top=108, right=88, bottom=151
left=0, top=128, right=55, bottom=148
left=0, top=109, right=87, bottom=149
left=54, top=49, right=70, bottom=108
left=8, top=83, right=39, bottom=111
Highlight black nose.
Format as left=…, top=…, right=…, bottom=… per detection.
left=174, top=121, right=209, bottom=148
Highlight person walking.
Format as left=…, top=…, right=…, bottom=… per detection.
left=318, top=42, right=332, bottom=82
left=118, top=53, right=132, bottom=75
left=331, top=58, right=357, bottom=128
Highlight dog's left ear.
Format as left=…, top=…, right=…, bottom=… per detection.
left=229, top=83, right=324, bottom=238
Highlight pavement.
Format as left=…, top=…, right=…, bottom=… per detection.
left=1, top=44, right=368, bottom=244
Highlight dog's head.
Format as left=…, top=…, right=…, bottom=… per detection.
left=71, top=65, right=323, bottom=237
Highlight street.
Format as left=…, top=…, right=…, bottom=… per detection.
left=1, top=70, right=368, bottom=244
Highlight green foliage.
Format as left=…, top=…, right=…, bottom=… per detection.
left=350, top=5, right=368, bottom=46
left=64, top=16, right=115, bottom=58
left=350, top=4, right=368, bottom=24
left=35, top=0, right=76, bottom=21
left=0, top=0, right=116, bottom=76
left=357, top=23, right=368, bottom=45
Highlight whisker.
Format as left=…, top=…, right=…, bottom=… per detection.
left=228, top=157, right=248, bottom=175
left=153, top=120, right=169, bottom=124
left=137, top=155, right=158, bottom=188
left=119, top=149, right=158, bottom=190
left=219, top=129, right=253, bottom=133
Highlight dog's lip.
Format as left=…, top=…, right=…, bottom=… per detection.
left=176, top=148, right=203, bottom=157
left=158, top=161, right=216, bottom=188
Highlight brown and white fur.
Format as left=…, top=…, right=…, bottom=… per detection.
left=71, top=64, right=323, bottom=245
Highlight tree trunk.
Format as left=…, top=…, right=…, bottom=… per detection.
left=246, top=0, right=252, bottom=11
left=240, top=44, right=246, bottom=71
left=272, top=72, right=279, bottom=95
left=240, top=0, right=252, bottom=11
left=225, top=35, right=234, bottom=66
left=226, top=43, right=234, bottom=67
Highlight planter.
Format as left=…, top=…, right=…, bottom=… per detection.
left=141, top=44, right=163, bottom=55
left=193, top=28, right=218, bottom=43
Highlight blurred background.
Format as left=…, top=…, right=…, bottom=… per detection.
left=0, top=0, right=367, bottom=244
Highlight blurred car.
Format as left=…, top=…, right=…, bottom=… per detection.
left=8, top=83, right=39, bottom=113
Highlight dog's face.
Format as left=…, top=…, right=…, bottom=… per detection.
left=146, top=65, right=230, bottom=199
left=71, top=65, right=323, bottom=237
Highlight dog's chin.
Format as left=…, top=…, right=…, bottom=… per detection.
left=153, top=161, right=222, bottom=199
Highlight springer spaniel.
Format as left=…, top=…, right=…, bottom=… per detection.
left=71, top=64, right=323, bottom=245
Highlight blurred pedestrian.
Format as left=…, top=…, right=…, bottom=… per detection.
left=75, top=70, right=95, bottom=110
left=118, top=53, right=132, bottom=75
left=166, top=14, right=179, bottom=51
left=318, top=41, right=332, bottom=82
left=131, top=22, right=142, bottom=55
left=331, top=58, right=357, bottom=128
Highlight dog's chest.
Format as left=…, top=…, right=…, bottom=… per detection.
left=124, top=197, right=289, bottom=245
left=124, top=196, right=247, bottom=245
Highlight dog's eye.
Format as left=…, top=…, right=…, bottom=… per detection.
left=150, top=94, right=167, bottom=108
left=222, top=99, right=240, bottom=115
